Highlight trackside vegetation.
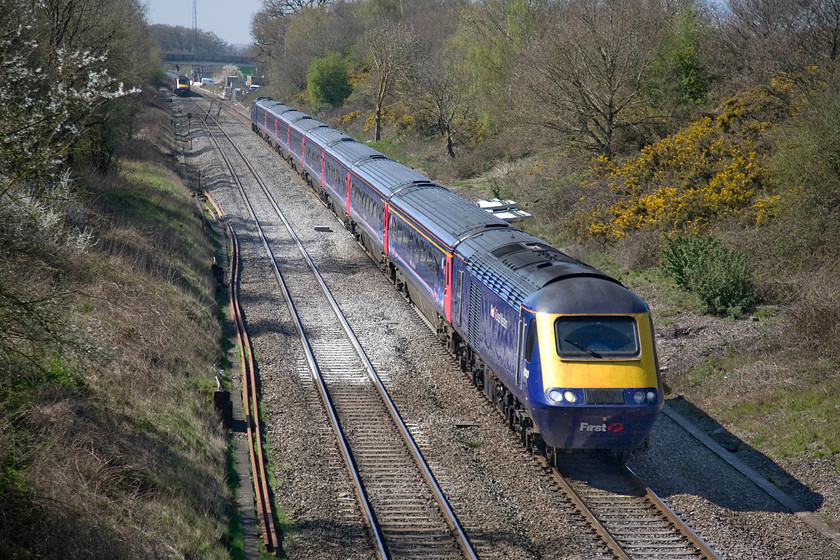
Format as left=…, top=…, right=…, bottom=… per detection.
left=0, top=0, right=242, bottom=553
left=0, top=97, right=236, bottom=559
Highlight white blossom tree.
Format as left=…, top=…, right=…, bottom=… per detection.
left=1, top=0, right=138, bottom=196
left=0, top=0, right=139, bottom=381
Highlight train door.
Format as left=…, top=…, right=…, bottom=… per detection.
left=383, top=204, right=390, bottom=257
left=455, top=269, right=464, bottom=327
left=516, top=313, right=537, bottom=391
left=443, top=254, right=452, bottom=322
left=345, top=172, right=351, bottom=215
left=516, top=318, right=526, bottom=389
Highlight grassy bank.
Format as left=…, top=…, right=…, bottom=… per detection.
left=0, top=97, right=234, bottom=559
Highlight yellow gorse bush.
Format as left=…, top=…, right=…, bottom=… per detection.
left=582, top=115, right=766, bottom=240
left=338, top=110, right=362, bottom=127
left=571, top=76, right=816, bottom=242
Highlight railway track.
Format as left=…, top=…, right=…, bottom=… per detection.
left=197, top=122, right=279, bottom=555
left=190, top=96, right=477, bottom=560
left=186, top=92, right=722, bottom=559
left=543, top=452, right=718, bottom=559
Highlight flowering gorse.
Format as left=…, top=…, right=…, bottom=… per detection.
left=573, top=78, right=806, bottom=241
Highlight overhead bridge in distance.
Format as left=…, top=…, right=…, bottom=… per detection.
left=162, top=53, right=256, bottom=66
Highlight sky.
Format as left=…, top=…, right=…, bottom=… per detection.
left=144, top=0, right=262, bottom=46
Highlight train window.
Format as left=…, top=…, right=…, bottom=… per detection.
left=524, top=318, right=537, bottom=362
left=554, top=316, right=640, bottom=359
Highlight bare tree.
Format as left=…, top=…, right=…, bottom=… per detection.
left=513, top=0, right=668, bottom=157
left=453, top=0, right=547, bottom=127
left=714, top=0, right=840, bottom=85
left=251, top=7, right=291, bottom=62
left=252, top=1, right=361, bottom=98
left=261, top=0, right=335, bottom=17
left=804, top=0, right=840, bottom=63
left=362, top=20, right=418, bottom=140
left=414, top=52, right=476, bottom=157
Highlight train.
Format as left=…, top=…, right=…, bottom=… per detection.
left=250, top=97, right=663, bottom=459
left=166, top=71, right=190, bottom=96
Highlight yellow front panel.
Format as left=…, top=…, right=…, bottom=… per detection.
left=538, top=312, right=658, bottom=391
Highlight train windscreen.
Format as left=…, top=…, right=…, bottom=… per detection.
left=554, top=316, right=639, bottom=359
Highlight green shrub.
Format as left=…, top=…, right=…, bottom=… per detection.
left=306, top=53, right=352, bottom=112
left=662, top=235, right=755, bottom=318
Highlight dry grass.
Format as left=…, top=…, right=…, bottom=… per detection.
left=0, top=97, right=232, bottom=559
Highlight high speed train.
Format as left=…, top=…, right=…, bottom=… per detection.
left=166, top=71, right=190, bottom=96
left=251, top=97, right=663, bottom=458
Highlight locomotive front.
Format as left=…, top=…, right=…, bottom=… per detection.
left=522, top=276, right=663, bottom=450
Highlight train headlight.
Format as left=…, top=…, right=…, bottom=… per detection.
left=548, top=389, right=563, bottom=403
left=632, top=390, right=645, bottom=404
left=646, top=390, right=657, bottom=403
left=563, top=390, right=577, bottom=403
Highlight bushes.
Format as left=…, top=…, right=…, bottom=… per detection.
left=662, top=235, right=755, bottom=317
left=306, top=53, right=352, bottom=112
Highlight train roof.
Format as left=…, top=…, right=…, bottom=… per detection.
left=264, top=101, right=293, bottom=115
left=457, top=228, right=632, bottom=310
left=391, top=185, right=510, bottom=250
left=254, top=98, right=284, bottom=110
left=279, top=110, right=325, bottom=133
left=354, top=158, right=430, bottom=199
left=328, top=138, right=385, bottom=168
left=307, top=127, right=353, bottom=147
left=527, top=275, right=648, bottom=315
